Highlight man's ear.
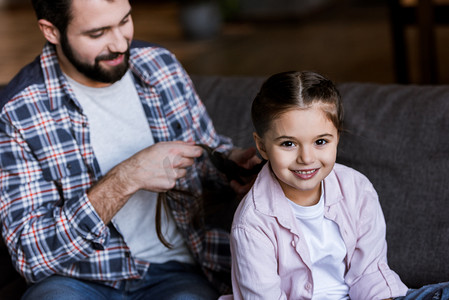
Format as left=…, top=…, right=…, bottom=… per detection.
left=253, top=132, right=269, bottom=161
left=38, top=19, right=61, bottom=45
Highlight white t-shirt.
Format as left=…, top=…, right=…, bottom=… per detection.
left=288, top=184, right=349, bottom=299
left=66, top=71, right=193, bottom=264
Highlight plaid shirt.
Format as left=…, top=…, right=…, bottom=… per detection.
left=0, top=41, right=234, bottom=293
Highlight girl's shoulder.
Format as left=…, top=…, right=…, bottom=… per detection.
left=232, top=187, right=262, bottom=227
left=328, top=163, right=377, bottom=197
left=326, top=163, right=379, bottom=207
left=332, top=163, right=373, bottom=185
left=232, top=165, right=286, bottom=227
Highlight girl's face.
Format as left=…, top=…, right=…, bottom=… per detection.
left=254, top=103, right=339, bottom=206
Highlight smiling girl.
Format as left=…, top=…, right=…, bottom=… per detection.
left=228, top=71, right=409, bottom=299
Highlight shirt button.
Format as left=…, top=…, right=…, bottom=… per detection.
left=66, top=163, right=72, bottom=170
left=291, top=240, right=295, bottom=247
left=305, top=283, right=312, bottom=290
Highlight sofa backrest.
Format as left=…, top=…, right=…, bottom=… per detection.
left=336, top=83, right=449, bottom=287
left=191, top=75, right=264, bottom=149
left=192, top=75, right=449, bottom=288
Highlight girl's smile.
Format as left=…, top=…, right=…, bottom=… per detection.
left=254, top=103, right=339, bottom=206
left=292, top=168, right=320, bottom=180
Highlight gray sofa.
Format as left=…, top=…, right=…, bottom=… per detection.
left=1, top=76, right=449, bottom=298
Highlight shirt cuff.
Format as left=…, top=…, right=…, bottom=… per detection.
left=62, top=193, right=110, bottom=249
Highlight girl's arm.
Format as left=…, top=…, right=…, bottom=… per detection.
left=230, top=225, right=287, bottom=300
left=345, top=181, right=408, bottom=299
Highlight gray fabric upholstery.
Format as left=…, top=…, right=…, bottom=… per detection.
left=191, top=75, right=265, bottom=149
left=192, top=76, right=449, bottom=288
left=337, top=83, right=449, bottom=288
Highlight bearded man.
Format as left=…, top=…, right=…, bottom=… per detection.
left=0, top=0, right=259, bottom=299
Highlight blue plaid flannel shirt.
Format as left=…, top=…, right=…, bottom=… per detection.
left=0, top=41, right=234, bottom=293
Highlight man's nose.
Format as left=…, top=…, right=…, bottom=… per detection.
left=108, top=28, right=129, bottom=53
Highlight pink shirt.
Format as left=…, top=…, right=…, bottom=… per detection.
left=229, top=163, right=408, bottom=300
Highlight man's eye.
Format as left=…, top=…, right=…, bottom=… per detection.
left=120, top=17, right=130, bottom=25
left=315, top=139, right=327, bottom=146
left=89, top=31, right=104, bottom=39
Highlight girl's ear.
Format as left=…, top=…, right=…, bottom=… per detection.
left=253, top=132, right=269, bottom=161
left=38, top=19, right=61, bottom=45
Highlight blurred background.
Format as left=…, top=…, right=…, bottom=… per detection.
left=0, top=0, right=448, bottom=85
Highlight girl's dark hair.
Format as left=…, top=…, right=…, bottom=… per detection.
left=31, top=0, right=73, bottom=36
left=251, top=71, right=343, bottom=138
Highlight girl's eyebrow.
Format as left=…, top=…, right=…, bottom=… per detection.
left=274, top=133, right=335, bottom=141
left=274, top=135, right=295, bottom=141
left=315, top=133, right=335, bottom=139
left=82, top=8, right=132, bottom=35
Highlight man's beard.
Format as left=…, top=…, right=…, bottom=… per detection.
left=60, top=34, right=130, bottom=84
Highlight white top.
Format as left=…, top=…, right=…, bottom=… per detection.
left=288, top=184, right=349, bottom=299
left=66, top=71, right=193, bottom=264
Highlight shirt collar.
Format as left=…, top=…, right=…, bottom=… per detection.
left=40, top=42, right=79, bottom=111
left=252, top=163, right=343, bottom=220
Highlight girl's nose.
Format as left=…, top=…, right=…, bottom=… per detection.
left=297, top=147, right=315, bottom=165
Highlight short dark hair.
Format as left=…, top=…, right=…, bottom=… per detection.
left=31, top=0, right=73, bottom=36
left=251, top=71, right=343, bottom=138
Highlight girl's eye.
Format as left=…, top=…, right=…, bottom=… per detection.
left=315, top=139, right=327, bottom=146
left=281, top=141, right=295, bottom=147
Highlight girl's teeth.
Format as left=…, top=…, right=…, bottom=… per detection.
left=295, top=169, right=316, bottom=175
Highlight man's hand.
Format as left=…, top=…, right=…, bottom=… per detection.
left=121, top=141, right=203, bottom=194
left=228, top=147, right=263, bottom=199
left=88, top=141, right=203, bottom=223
